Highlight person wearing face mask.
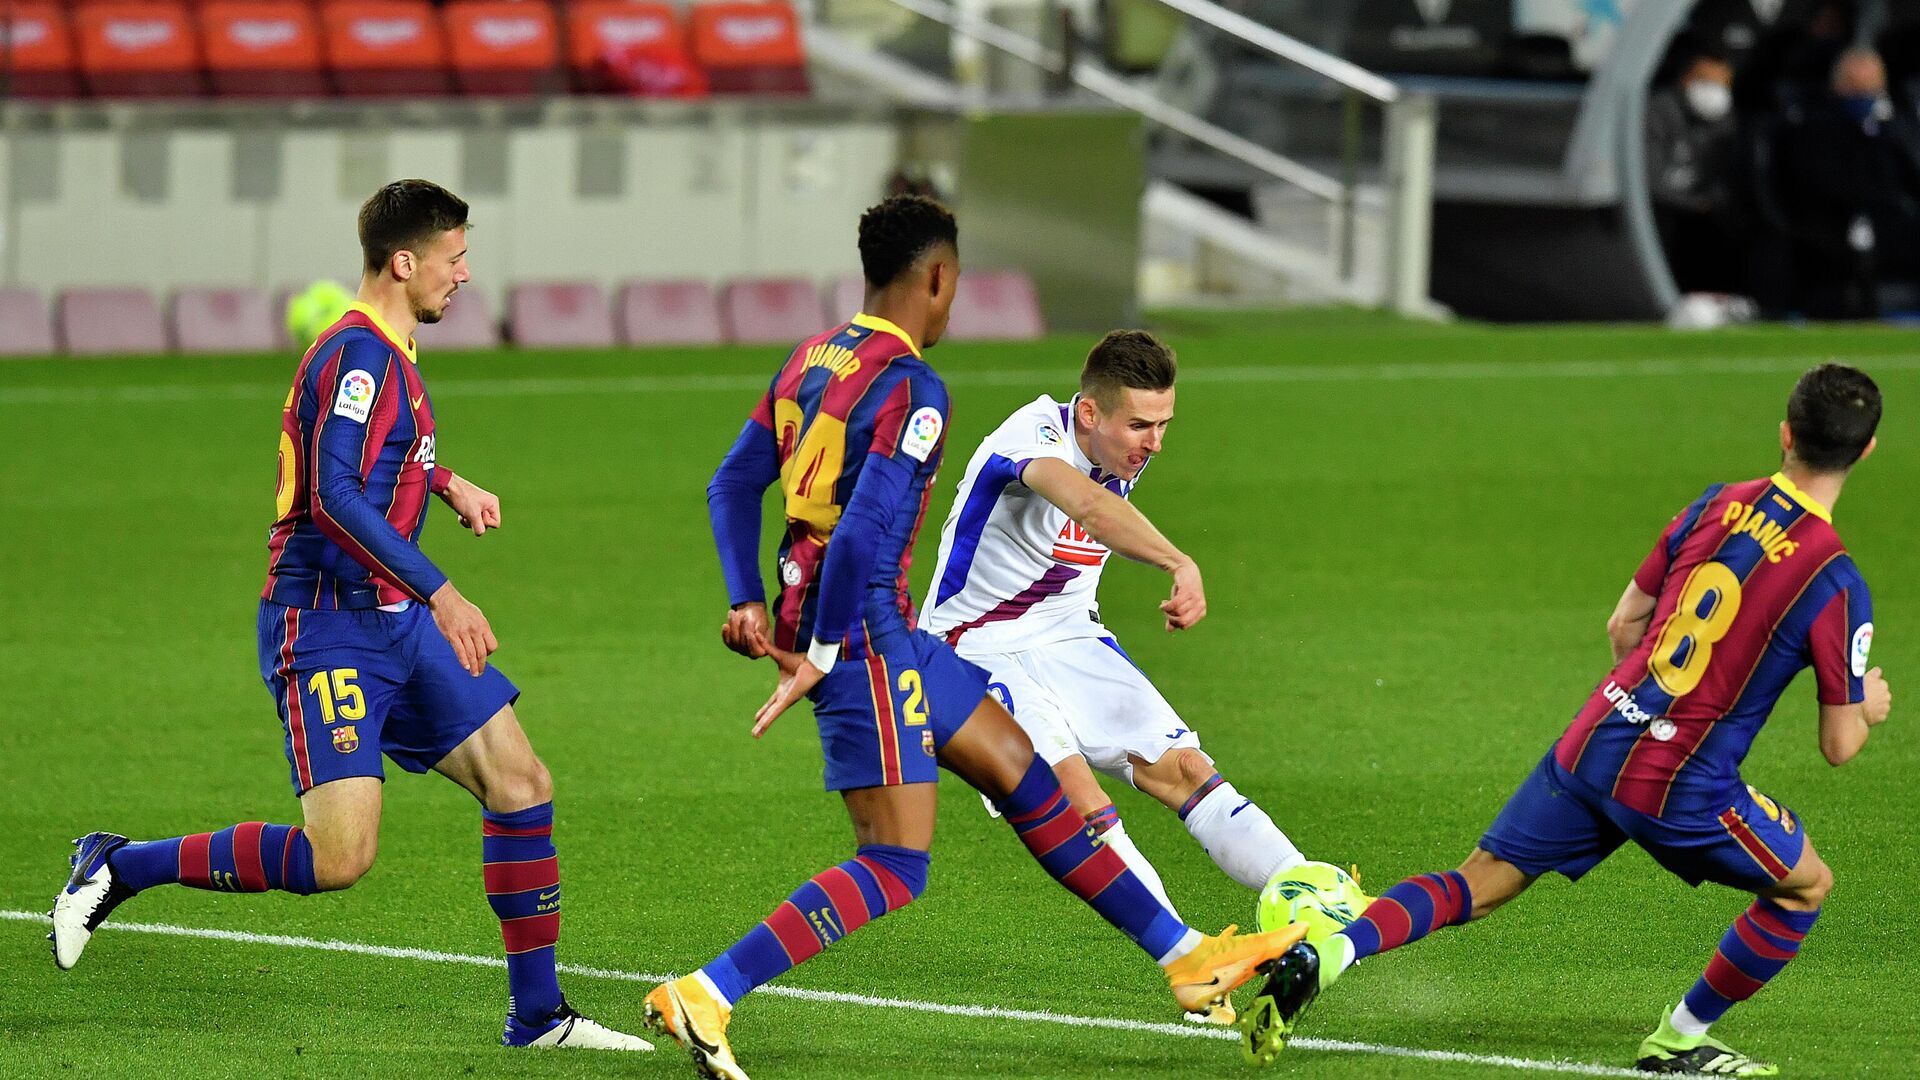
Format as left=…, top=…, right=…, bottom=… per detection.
left=1647, top=48, right=1745, bottom=293
left=1776, top=47, right=1920, bottom=317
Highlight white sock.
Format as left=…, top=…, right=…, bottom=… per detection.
left=1181, top=780, right=1304, bottom=891
left=1670, top=1000, right=1711, bottom=1038
left=1098, top=819, right=1179, bottom=922
left=1323, top=931, right=1357, bottom=977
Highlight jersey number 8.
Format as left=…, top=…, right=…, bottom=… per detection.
left=1649, top=562, right=1743, bottom=698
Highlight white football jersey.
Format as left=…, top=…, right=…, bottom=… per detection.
left=921, top=394, right=1136, bottom=651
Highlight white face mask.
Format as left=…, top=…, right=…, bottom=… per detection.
left=1684, top=79, right=1733, bottom=122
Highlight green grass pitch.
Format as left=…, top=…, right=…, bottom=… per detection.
left=3, top=310, right=1918, bottom=1078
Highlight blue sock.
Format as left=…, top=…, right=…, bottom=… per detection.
left=701, top=844, right=929, bottom=1004
left=998, top=755, right=1189, bottom=960
left=110, top=824, right=317, bottom=895
left=1681, top=898, right=1819, bottom=1024
left=483, top=804, right=564, bottom=1021
left=1338, top=871, right=1472, bottom=961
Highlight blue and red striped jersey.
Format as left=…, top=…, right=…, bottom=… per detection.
left=262, top=303, right=451, bottom=610
left=1556, top=473, right=1873, bottom=817
left=708, top=313, right=950, bottom=660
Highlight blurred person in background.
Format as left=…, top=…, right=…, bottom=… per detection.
left=1647, top=45, right=1746, bottom=294
left=1774, top=46, right=1920, bottom=317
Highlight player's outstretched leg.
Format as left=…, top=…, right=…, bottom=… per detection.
left=1244, top=851, right=1531, bottom=1065
left=1133, top=751, right=1305, bottom=891
left=941, top=697, right=1307, bottom=1020
left=645, top=786, right=933, bottom=1080
left=50, top=823, right=321, bottom=969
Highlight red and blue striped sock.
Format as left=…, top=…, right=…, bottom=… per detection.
left=483, top=803, right=564, bottom=1022
left=701, top=843, right=929, bottom=1003
left=1681, top=898, right=1819, bottom=1024
left=998, top=755, right=1190, bottom=961
left=1338, top=871, right=1473, bottom=962
left=108, top=824, right=317, bottom=895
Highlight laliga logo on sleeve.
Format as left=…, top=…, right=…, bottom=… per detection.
left=901, top=407, right=943, bottom=462
left=333, top=370, right=376, bottom=422
left=1852, top=622, right=1873, bottom=678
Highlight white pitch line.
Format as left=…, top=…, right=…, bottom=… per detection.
left=5, top=350, right=1920, bottom=407
left=3, top=908, right=1639, bottom=1076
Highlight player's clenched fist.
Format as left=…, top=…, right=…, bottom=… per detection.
left=721, top=602, right=772, bottom=659
left=1865, top=666, right=1892, bottom=725
left=439, top=474, right=502, bottom=536
left=429, top=581, right=498, bottom=676
left=1161, top=559, right=1206, bottom=631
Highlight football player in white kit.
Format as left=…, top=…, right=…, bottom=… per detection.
left=923, top=330, right=1308, bottom=932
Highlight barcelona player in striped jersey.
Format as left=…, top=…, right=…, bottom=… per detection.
left=644, top=196, right=1306, bottom=1080
left=48, top=180, right=646, bottom=1052
left=1246, top=364, right=1890, bottom=1076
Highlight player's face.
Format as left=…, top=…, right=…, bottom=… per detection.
left=1087, top=386, right=1175, bottom=480
left=406, top=227, right=470, bottom=325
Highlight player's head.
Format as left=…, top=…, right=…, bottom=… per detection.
left=1074, top=330, right=1177, bottom=481
left=359, top=179, right=471, bottom=325
left=1783, top=362, right=1880, bottom=473
left=858, top=195, right=959, bottom=345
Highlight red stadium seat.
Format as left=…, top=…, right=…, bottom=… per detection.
left=415, top=288, right=502, bottom=350
left=199, top=2, right=328, bottom=97
left=944, top=269, right=1046, bottom=341
left=617, top=280, right=724, bottom=346
left=2, top=4, right=81, bottom=98
left=508, top=282, right=614, bottom=348
left=74, top=1, right=204, bottom=98
left=59, top=287, right=169, bottom=356
left=0, top=288, right=58, bottom=356
left=826, top=274, right=865, bottom=325
left=171, top=287, right=279, bottom=353
left=688, top=1, right=806, bottom=95
left=566, top=0, right=703, bottom=96
left=320, top=0, right=450, bottom=96
left=720, top=277, right=826, bottom=344
left=443, top=0, right=561, bottom=96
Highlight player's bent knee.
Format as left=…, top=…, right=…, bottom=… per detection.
left=309, top=841, right=377, bottom=891
left=855, top=843, right=930, bottom=908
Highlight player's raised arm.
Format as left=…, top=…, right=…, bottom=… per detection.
left=1021, top=457, right=1205, bottom=631
left=309, top=340, right=450, bottom=605
left=708, top=395, right=782, bottom=657
left=1810, top=577, right=1887, bottom=765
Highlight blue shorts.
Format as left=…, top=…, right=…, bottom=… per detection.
left=1479, top=751, right=1807, bottom=891
left=257, top=599, right=519, bottom=796
left=810, top=628, right=992, bottom=791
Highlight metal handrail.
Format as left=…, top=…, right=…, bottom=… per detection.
left=879, top=0, right=1346, bottom=202
left=1149, top=0, right=1399, bottom=104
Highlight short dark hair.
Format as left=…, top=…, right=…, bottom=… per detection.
left=858, top=195, right=958, bottom=288
left=1788, top=362, right=1880, bottom=471
left=359, top=179, right=470, bottom=274
left=1081, top=330, right=1177, bottom=410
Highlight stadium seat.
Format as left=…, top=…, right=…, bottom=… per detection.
left=826, top=274, right=865, bottom=324
left=415, top=289, right=502, bottom=350
left=945, top=269, right=1046, bottom=341
left=58, top=287, right=169, bottom=356
left=171, top=287, right=279, bottom=354
left=507, top=282, right=615, bottom=348
left=617, top=280, right=724, bottom=346
left=2, top=4, right=81, bottom=98
left=199, top=2, right=328, bottom=97
left=443, top=0, right=561, bottom=96
left=0, top=288, right=58, bottom=357
left=721, top=277, right=827, bottom=344
left=321, top=0, right=451, bottom=96
left=566, top=0, right=704, bottom=96
left=688, top=1, right=808, bottom=95
left=73, top=1, right=205, bottom=98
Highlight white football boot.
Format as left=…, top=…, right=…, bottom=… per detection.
left=51, top=832, right=135, bottom=970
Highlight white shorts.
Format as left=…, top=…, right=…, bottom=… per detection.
left=964, top=635, right=1203, bottom=782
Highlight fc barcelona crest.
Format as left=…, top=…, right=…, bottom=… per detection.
left=333, top=725, right=360, bottom=754
left=922, top=730, right=936, bottom=757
